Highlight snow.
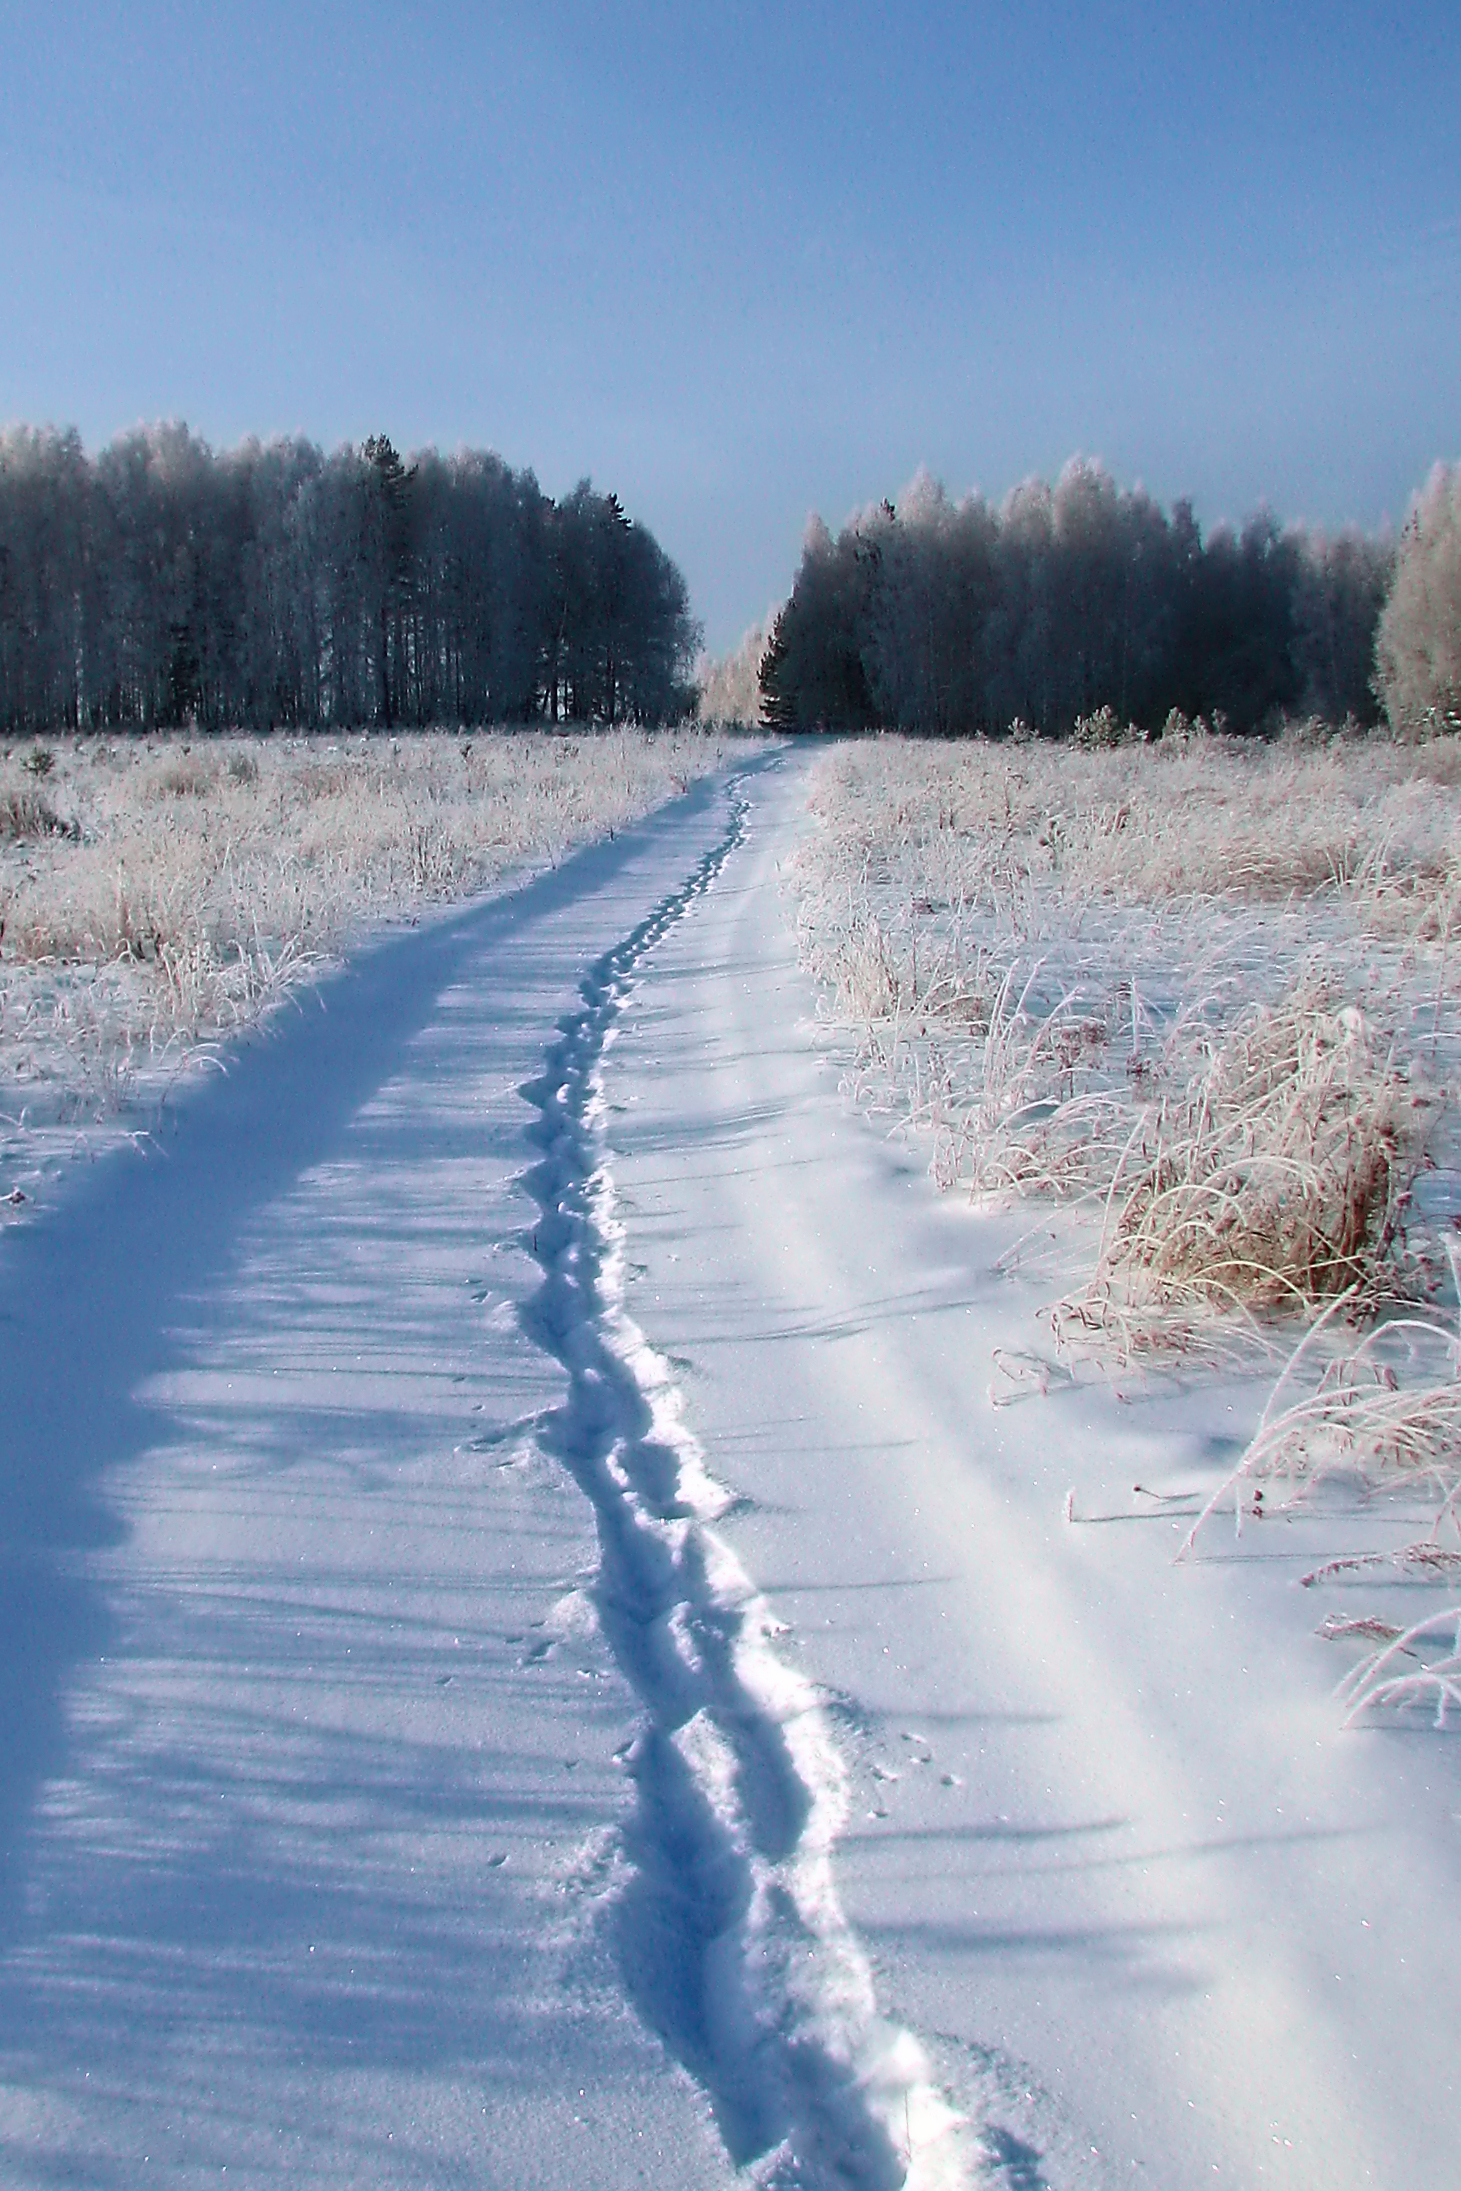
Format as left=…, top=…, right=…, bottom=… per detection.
left=0, top=746, right=1457, bottom=2187
left=0, top=781, right=746, bottom=2187
left=608, top=755, right=1461, bottom=2187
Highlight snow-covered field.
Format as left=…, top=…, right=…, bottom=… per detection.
left=0, top=741, right=1457, bottom=2187
left=0, top=727, right=736, bottom=1218
left=791, top=735, right=1461, bottom=1588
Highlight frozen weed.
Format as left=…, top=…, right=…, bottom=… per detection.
left=799, top=730, right=1461, bottom=928
left=0, top=726, right=738, bottom=1131
left=796, top=732, right=1461, bottom=1730
left=1337, top=1609, right=1461, bottom=1727
left=794, top=734, right=1458, bottom=1358
left=0, top=788, right=78, bottom=842
left=1178, top=1256, right=1461, bottom=1556
left=1058, top=989, right=1419, bottom=1352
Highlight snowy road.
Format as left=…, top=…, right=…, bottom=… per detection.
left=0, top=779, right=753, bottom=2189
left=606, top=758, right=1461, bottom=2191
left=0, top=751, right=1457, bottom=2188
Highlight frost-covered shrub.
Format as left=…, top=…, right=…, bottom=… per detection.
left=1376, top=463, right=1461, bottom=734
left=793, top=732, right=1460, bottom=1352
left=1071, top=989, right=1414, bottom=1331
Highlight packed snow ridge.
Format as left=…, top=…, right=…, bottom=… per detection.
left=518, top=777, right=968, bottom=2190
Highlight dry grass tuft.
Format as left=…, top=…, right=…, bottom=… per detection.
left=1337, top=1609, right=1461, bottom=1727
left=1174, top=1251, right=1461, bottom=1720
left=1059, top=990, right=1419, bottom=1351
left=0, top=788, right=78, bottom=843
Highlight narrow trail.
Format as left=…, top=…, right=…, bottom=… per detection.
left=518, top=777, right=969, bottom=2190
left=0, top=775, right=804, bottom=2191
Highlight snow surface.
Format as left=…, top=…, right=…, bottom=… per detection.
left=607, top=756, right=1461, bottom=2189
left=0, top=748, right=1456, bottom=2187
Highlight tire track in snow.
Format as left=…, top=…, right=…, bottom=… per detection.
left=519, top=777, right=972, bottom=2190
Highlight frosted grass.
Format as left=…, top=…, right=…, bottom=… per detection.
left=793, top=731, right=1459, bottom=1339
left=793, top=731, right=1461, bottom=1719
left=0, top=726, right=739, bottom=1169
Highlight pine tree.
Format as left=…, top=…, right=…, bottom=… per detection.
left=757, top=610, right=796, bottom=730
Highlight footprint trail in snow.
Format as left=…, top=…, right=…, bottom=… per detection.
left=519, top=778, right=972, bottom=2191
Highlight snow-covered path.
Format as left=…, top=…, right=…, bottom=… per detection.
left=0, top=749, right=1459, bottom=2188
left=0, top=779, right=757, bottom=2188
left=607, top=757, right=1461, bottom=2190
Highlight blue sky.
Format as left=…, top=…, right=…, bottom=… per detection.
left=2, top=1, right=1457, bottom=652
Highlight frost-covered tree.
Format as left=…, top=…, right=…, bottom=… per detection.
left=861, top=472, right=999, bottom=735
left=759, top=514, right=879, bottom=730
left=359, top=434, right=416, bottom=729
left=760, top=460, right=1395, bottom=739
left=0, top=424, right=697, bottom=731
left=232, top=436, right=328, bottom=728
left=1172, top=511, right=1302, bottom=730
left=0, top=425, right=92, bottom=731
left=89, top=422, right=229, bottom=728
left=1291, top=530, right=1393, bottom=724
left=1375, top=464, right=1461, bottom=732
left=542, top=483, right=698, bottom=726
left=697, top=613, right=775, bottom=726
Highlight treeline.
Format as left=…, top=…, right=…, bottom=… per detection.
left=759, top=461, right=1404, bottom=737
left=0, top=423, right=700, bottom=733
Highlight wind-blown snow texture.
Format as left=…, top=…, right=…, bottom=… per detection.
left=0, top=748, right=1458, bottom=2189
